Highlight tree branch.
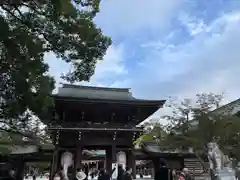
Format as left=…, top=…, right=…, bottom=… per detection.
left=1, top=5, right=24, bottom=23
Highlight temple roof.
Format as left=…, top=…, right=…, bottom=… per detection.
left=139, top=141, right=196, bottom=157
left=57, top=84, right=134, bottom=100
left=211, top=98, right=240, bottom=116
left=55, top=84, right=165, bottom=105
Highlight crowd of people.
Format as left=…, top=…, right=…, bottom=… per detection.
left=53, top=164, right=133, bottom=180
left=3, top=159, right=197, bottom=180
left=52, top=159, right=194, bottom=180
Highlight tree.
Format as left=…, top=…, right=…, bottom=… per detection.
left=164, top=93, right=240, bottom=160
left=163, top=98, right=198, bottom=150
left=0, top=0, right=111, bottom=140
left=135, top=120, right=167, bottom=146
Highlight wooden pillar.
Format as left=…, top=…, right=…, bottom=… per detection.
left=180, top=157, right=184, bottom=169
left=75, top=146, right=82, bottom=170
left=151, top=161, right=155, bottom=178
left=127, top=150, right=136, bottom=179
left=112, top=145, right=116, bottom=163
left=16, top=157, right=25, bottom=180
left=105, top=146, right=112, bottom=173
left=50, top=148, right=59, bottom=180
left=106, top=145, right=116, bottom=173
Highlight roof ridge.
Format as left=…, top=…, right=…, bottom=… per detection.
left=62, top=84, right=130, bottom=93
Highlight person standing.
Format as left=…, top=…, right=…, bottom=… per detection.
left=172, top=169, right=177, bottom=180
left=123, top=167, right=132, bottom=180
left=178, top=168, right=193, bottom=180
left=6, top=169, right=15, bottom=180
left=117, top=164, right=125, bottom=180
left=154, top=159, right=173, bottom=180
left=98, top=165, right=116, bottom=180
left=236, top=163, right=240, bottom=180
left=97, top=169, right=106, bottom=180
left=32, top=167, right=37, bottom=180
left=76, top=168, right=87, bottom=180
left=53, top=172, right=61, bottom=180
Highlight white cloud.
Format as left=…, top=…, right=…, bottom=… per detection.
left=179, top=13, right=207, bottom=36
left=132, top=11, right=240, bottom=122
left=90, top=44, right=127, bottom=83
left=45, top=53, right=70, bottom=87
left=95, top=0, right=185, bottom=37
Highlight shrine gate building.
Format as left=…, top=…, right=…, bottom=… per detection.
left=48, top=84, right=165, bottom=179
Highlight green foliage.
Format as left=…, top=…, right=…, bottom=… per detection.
left=0, top=0, right=111, bottom=143
left=134, top=134, right=155, bottom=145
left=163, top=93, right=240, bottom=160
left=135, top=121, right=167, bottom=146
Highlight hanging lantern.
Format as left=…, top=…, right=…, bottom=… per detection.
left=56, top=130, right=60, bottom=145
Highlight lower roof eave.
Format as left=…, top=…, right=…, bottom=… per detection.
left=48, top=127, right=143, bottom=132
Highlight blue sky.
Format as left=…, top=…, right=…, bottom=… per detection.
left=46, top=0, right=240, bottom=120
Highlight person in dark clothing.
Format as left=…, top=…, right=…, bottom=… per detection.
left=178, top=168, right=193, bottom=180
left=236, top=165, right=240, bottom=180
left=6, top=169, right=15, bottom=180
left=117, top=164, right=124, bottom=180
left=139, top=169, right=143, bottom=178
left=58, top=167, right=65, bottom=180
left=97, top=169, right=106, bottom=180
left=32, top=167, right=37, bottom=180
left=98, top=167, right=116, bottom=180
left=123, top=167, right=132, bottom=180
left=154, top=159, right=172, bottom=180
left=84, top=165, right=88, bottom=180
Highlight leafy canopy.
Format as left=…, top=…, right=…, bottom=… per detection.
left=0, top=0, right=111, bottom=138
left=163, top=93, right=240, bottom=160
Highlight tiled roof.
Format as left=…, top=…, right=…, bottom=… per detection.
left=55, top=84, right=165, bottom=105
left=57, top=84, right=134, bottom=101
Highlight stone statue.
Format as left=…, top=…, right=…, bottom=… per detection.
left=61, top=151, right=73, bottom=180
left=207, top=142, right=236, bottom=180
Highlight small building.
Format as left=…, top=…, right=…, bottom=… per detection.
left=0, top=131, right=54, bottom=180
